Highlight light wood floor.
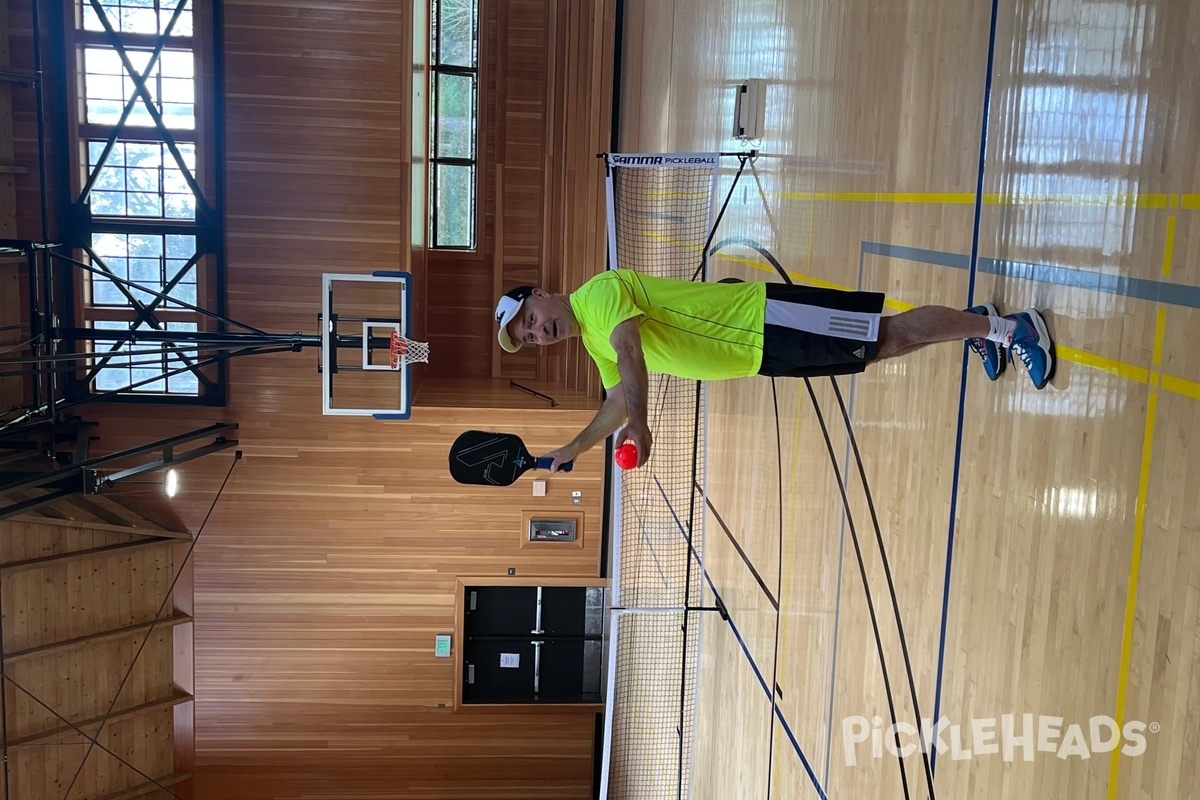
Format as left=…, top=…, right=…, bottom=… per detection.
left=616, top=0, right=1200, bottom=797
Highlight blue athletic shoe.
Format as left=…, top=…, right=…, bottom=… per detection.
left=1007, top=308, right=1055, bottom=390
left=966, top=303, right=1005, bottom=381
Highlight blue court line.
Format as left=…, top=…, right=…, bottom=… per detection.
left=933, top=0, right=999, bottom=776
left=862, top=241, right=1200, bottom=311
left=650, top=476, right=828, bottom=800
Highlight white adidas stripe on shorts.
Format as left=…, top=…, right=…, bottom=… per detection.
left=764, top=298, right=880, bottom=342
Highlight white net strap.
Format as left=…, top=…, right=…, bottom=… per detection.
left=390, top=332, right=430, bottom=368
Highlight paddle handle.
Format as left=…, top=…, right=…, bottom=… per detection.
left=535, top=457, right=573, bottom=472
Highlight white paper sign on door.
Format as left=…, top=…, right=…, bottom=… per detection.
left=500, top=653, right=520, bottom=669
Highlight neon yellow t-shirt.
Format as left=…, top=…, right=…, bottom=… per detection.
left=568, top=270, right=766, bottom=389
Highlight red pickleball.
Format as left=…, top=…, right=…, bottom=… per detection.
left=614, top=443, right=639, bottom=470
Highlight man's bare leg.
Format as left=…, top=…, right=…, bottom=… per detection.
left=874, top=306, right=989, bottom=360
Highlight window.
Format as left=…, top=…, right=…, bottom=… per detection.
left=82, top=46, right=195, bottom=130
left=430, top=0, right=479, bottom=249
left=66, top=0, right=222, bottom=402
left=89, top=232, right=198, bottom=308
left=87, top=141, right=197, bottom=219
left=93, top=320, right=200, bottom=394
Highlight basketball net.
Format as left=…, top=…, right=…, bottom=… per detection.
left=390, top=331, right=430, bottom=369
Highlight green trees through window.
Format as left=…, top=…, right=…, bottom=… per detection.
left=431, top=0, right=479, bottom=249
left=71, top=0, right=216, bottom=400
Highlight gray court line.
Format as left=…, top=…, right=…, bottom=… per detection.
left=862, top=241, right=1200, bottom=309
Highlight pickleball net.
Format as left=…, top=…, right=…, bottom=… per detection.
left=599, top=151, right=752, bottom=800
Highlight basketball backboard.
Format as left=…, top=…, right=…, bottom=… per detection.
left=319, top=271, right=421, bottom=420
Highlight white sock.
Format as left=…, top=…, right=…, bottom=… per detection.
left=984, top=314, right=1017, bottom=345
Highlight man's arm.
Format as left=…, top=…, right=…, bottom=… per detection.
left=543, top=384, right=627, bottom=471
left=542, top=318, right=651, bottom=471
left=609, top=318, right=651, bottom=467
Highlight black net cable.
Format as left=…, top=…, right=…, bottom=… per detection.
left=764, top=377, right=785, bottom=800
left=830, top=376, right=938, bottom=798
left=712, top=235, right=938, bottom=800
left=801, top=376, right=912, bottom=800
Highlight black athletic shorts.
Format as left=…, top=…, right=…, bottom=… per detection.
left=757, top=283, right=885, bottom=379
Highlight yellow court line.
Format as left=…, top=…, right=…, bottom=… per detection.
left=1158, top=374, right=1200, bottom=400
left=1106, top=309, right=1166, bottom=800
left=1162, top=216, right=1177, bottom=277
left=777, top=191, right=1190, bottom=209
left=781, top=192, right=974, bottom=204
left=1055, top=345, right=1151, bottom=385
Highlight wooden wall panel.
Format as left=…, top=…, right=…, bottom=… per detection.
left=543, top=0, right=616, bottom=396
left=64, top=399, right=606, bottom=798
left=222, top=0, right=416, bottom=337
left=0, top=518, right=186, bottom=800
left=0, top=520, right=144, bottom=562
left=418, top=376, right=600, bottom=410
left=1, top=539, right=176, bottom=652
left=2, top=0, right=49, bottom=420
left=426, top=0, right=615, bottom=398
left=424, top=259, right=495, bottom=378
left=4, top=709, right=180, bottom=800
left=196, top=750, right=593, bottom=800
left=493, top=0, right=550, bottom=383
left=426, top=0, right=550, bottom=382
left=4, top=630, right=176, bottom=740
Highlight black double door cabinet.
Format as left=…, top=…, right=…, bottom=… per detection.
left=462, top=585, right=603, bottom=705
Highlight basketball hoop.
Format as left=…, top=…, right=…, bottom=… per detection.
left=390, top=331, right=430, bottom=369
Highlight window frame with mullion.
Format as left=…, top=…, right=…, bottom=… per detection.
left=59, top=0, right=226, bottom=406
left=430, top=0, right=482, bottom=253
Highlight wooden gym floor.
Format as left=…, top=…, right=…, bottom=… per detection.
left=615, top=0, right=1200, bottom=797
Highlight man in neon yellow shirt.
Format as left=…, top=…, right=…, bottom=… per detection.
left=495, top=270, right=1054, bottom=469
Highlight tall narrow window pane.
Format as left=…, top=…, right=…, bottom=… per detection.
left=430, top=0, right=479, bottom=250
left=435, top=164, right=475, bottom=248
left=435, top=0, right=477, bottom=67
left=434, top=73, right=476, bottom=159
